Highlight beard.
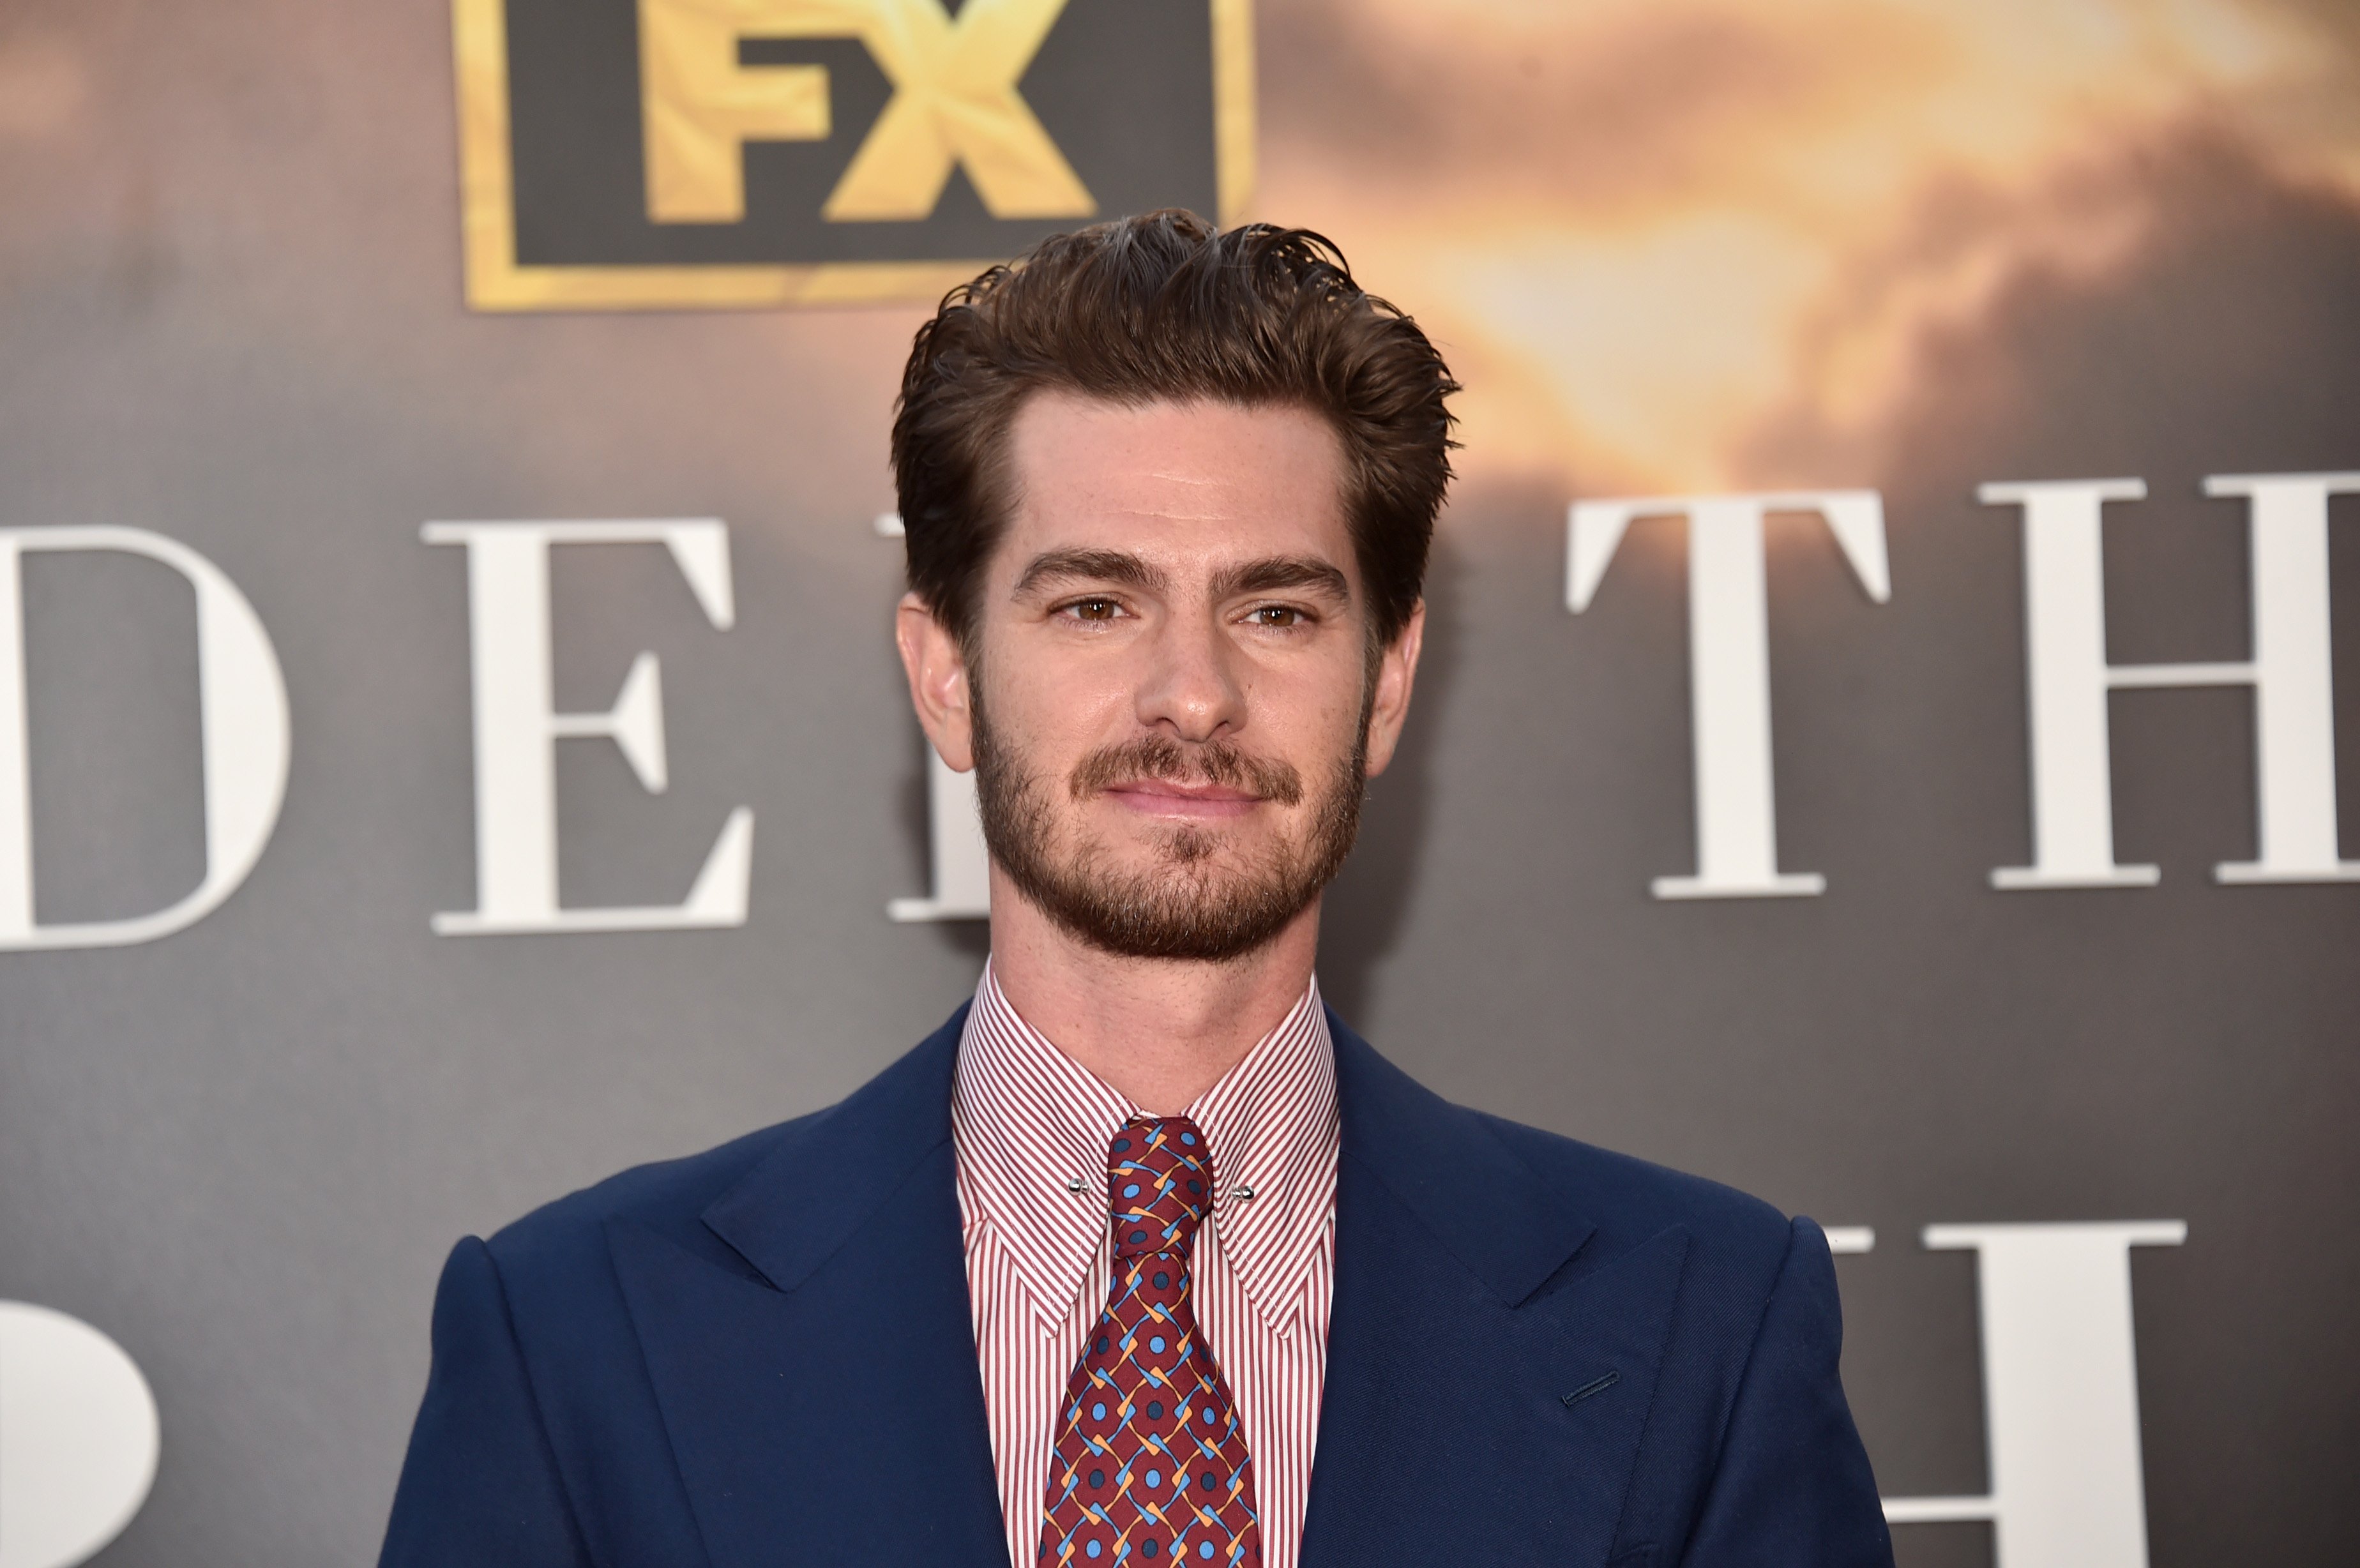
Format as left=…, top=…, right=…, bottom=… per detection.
left=971, top=684, right=1369, bottom=963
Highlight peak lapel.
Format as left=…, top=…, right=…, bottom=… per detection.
left=1302, top=1023, right=1688, bottom=1568
left=607, top=1015, right=1009, bottom=1568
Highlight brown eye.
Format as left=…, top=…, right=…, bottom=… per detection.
left=1252, top=606, right=1304, bottom=627
left=1070, top=598, right=1119, bottom=621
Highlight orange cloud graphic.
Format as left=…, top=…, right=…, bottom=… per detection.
left=1250, top=0, right=2360, bottom=495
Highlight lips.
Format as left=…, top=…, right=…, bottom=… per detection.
left=1101, top=778, right=1264, bottom=817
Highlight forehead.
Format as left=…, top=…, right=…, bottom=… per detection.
left=998, top=392, right=1352, bottom=575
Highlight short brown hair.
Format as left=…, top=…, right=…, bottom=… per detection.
left=892, top=211, right=1458, bottom=650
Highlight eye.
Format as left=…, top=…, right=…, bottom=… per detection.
left=1247, top=605, right=1308, bottom=628
left=1060, top=596, right=1124, bottom=622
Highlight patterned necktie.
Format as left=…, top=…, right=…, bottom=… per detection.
left=1038, top=1117, right=1262, bottom=1567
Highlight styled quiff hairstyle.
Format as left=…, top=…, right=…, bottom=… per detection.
left=892, top=210, right=1458, bottom=651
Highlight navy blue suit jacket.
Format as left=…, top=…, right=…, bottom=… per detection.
left=381, top=1009, right=1892, bottom=1567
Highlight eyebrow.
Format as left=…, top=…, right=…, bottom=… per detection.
left=1013, top=548, right=1170, bottom=596
left=1012, top=548, right=1352, bottom=607
left=1211, top=556, right=1352, bottom=604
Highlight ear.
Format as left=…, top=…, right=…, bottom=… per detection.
left=896, top=593, right=976, bottom=771
left=1361, top=599, right=1425, bottom=780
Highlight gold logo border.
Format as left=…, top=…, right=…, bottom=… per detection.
left=452, top=0, right=1257, bottom=312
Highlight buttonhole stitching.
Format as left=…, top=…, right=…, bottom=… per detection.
left=1561, top=1371, right=1621, bottom=1407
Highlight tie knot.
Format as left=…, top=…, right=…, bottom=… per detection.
left=1105, top=1117, right=1213, bottom=1257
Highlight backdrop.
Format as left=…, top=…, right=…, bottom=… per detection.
left=1, top=2, right=2356, bottom=1565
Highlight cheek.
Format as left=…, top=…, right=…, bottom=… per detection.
left=1252, top=656, right=1368, bottom=751
left=986, top=645, right=1138, bottom=757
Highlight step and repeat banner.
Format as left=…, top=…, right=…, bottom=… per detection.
left=1, top=1, right=2355, bottom=1564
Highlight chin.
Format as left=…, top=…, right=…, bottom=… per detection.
left=1107, top=820, right=1267, bottom=870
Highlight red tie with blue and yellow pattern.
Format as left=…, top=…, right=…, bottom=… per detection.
left=1037, top=1117, right=1262, bottom=1567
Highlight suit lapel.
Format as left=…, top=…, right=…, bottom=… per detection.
left=1301, top=1022, right=1689, bottom=1567
left=608, top=1015, right=1009, bottom=1568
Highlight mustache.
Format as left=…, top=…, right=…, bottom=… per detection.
left=1068, top=735, right=1306, bottom=808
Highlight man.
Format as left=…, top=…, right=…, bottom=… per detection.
left=381, top=212, right=1893, bottom=1568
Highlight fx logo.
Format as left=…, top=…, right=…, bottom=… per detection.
left=454, top=0, right=1256, bottom=310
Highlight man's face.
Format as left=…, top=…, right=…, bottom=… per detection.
left=897, top=392, right=1423, bottom=961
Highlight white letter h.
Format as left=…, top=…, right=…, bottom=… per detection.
left=1983, top=473, right=2360, bottom=889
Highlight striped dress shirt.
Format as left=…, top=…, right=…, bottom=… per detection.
left=952, top=960, right=1340, bottom=1568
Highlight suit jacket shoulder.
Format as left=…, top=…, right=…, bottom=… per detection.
left=1473, top=1103, right=1798, bottom=1304
left=1313, top=1019, right=1890, bottom=1567
left=383, top=1010, right=991, bottom=1568
left=487, top=1115, right=803, bottom=1286
left=486, top=998, right=972, bottom=1295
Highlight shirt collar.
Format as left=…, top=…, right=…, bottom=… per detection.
left=951, top=958, right=1339, bottom=1332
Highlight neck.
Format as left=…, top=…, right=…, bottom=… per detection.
left=983, top=867, right=1321, bottom=1115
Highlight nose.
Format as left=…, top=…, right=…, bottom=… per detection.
left=1134, top=607, right=1247, bottom=744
